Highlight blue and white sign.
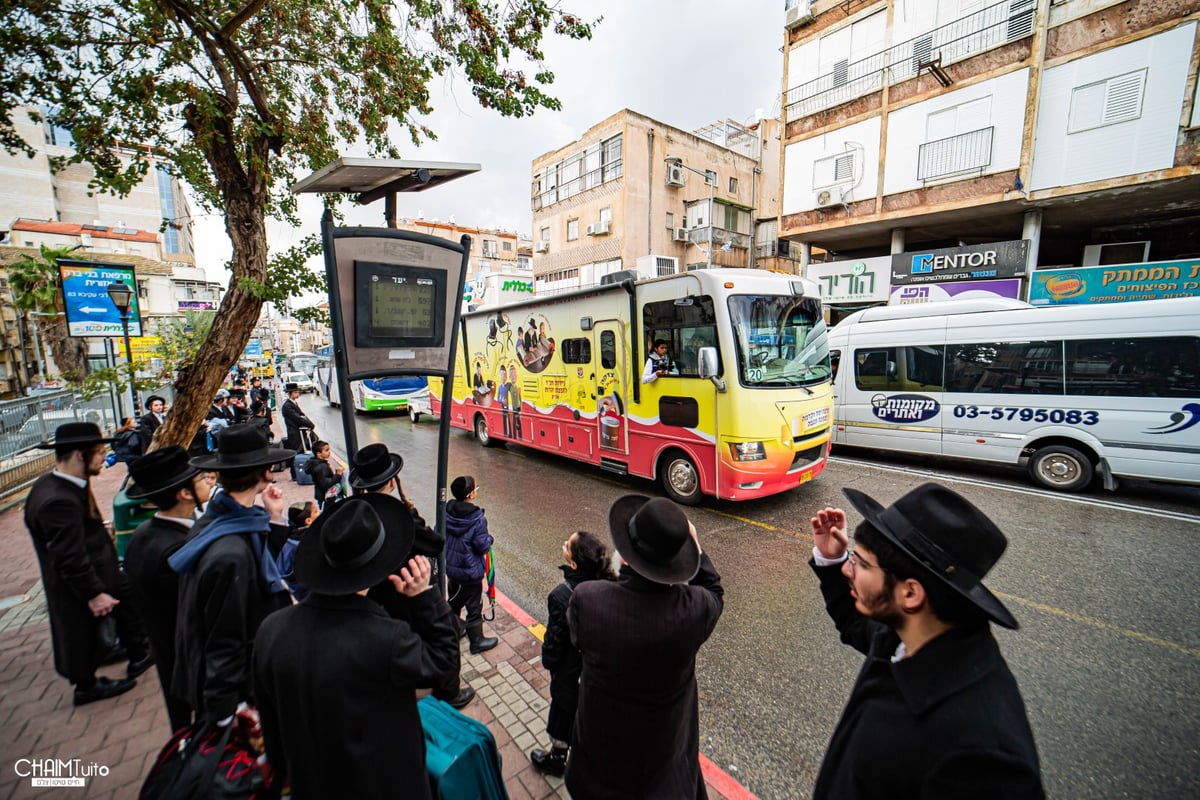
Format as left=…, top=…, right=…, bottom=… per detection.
left=58, top=261, right=143, bottom=338
left=244, top=340, right=264, bottom=357
left=871, top=393, right=940, bottom=423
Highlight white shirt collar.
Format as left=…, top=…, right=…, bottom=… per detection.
left=154, top=511, right=196, bottom=528
left=51, top=469, right=88, bottom=489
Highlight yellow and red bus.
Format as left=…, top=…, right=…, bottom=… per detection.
left=431, top=269, right=833, bottom=503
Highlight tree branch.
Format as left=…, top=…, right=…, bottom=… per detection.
left=219, top=0, right=271, bottom=39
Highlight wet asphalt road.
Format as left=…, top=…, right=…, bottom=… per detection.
left=302, top=398, right=1200, bottom=800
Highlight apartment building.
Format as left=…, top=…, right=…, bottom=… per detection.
left=779, top=0, right=1200, bottom=320
left=530, top=109, right=790, bottom=294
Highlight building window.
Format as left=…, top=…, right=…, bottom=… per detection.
left=728, top=177, right=738, bottom=193
left=567, top=219, right=579, bottom=241
left=532, top=132, right=623, bottom=210
left=157, top=165, right=181, bottom=254
left=666, top=212, right=675, bottom=229
left=1068, top=69, right=1147, bottom=134
left=602, top=134, right=623, bottom=181
left=540, top=227, right=550, bottom=241
left=502, top=240, right=513, bottom=252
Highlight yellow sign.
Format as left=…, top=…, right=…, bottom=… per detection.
left=128, top=336, right=162, bottom=360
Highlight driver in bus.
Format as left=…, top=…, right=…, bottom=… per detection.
left=642, top=339, right=678, bottom=384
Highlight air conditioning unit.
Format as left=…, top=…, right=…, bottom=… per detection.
left=534, top=240, right=549, bottom=254
left=586, top=220, right=610, bottom=236
left=1081, top=241, right=1151, bottom=267
left=666, top=163, right=686, bottom=187
left=814, top=189, right=840, bottom=208
left=672, top=227, right=690, bottom=242
left=785, top=0, right=815, bottom=29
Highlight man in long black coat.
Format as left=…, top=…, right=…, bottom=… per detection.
left=136, top=395, right=167, bottom=454
left=808, top=483, right=1044, bottom=799
left=24, top=422, right=152, bottom=706
left=168, top=424, right=295, bottom=723
left=566, top=496, right=723, bottom=800
left=254, top=494, right=459, bottom=799
left=123, top=446, right=213, bottom=731
left=280, top=383, right=314, bottom=453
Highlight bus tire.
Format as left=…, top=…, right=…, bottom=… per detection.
left=660, top=450, right=703, bottom=506
left=1028, top=444, right=1093, bottom=492
left=474, top=414, right=496, bottom=447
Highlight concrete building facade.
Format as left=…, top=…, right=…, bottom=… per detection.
left=779, top=0, right=1200, bottom=319
left=530, top=109, right=793, bottom=295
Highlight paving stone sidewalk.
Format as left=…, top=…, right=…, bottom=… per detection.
left=0, top=437, right=745, bottom=799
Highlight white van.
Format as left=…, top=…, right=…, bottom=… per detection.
left=828, top=297, right=1200, bottom=491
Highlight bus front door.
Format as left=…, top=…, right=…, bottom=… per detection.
left=595, top=321, right=628, bottom=455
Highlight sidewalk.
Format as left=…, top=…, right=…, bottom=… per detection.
left=0, top=445, right=751, bottom=799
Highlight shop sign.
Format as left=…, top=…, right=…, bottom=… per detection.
left=892, top=240, right=1028, bottom=285
left=889, top=278, right=1022, bottom=305
left=1029, top=260, right=1200, bottom=305
left=807, top=255, right=891, bottom=304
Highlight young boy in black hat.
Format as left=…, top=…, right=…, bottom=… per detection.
left=123, top=445, right=215, bottom=731
left=445, top=475, right=497, bottom=655
left=168, top=423, right=295, bottom=725
left=808, top=483, right=1044, bottom=798
left=565, top=495, right=723, bottom=799
left=137, top=395, right=168, bottom=454
left=24, top=422, right=154, bottom=706
left=253, top=495, right=459, bottom=799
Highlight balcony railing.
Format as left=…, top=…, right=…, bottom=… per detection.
left=917, top=126, right=994, bottom=182
left=785, top=0, right=1035, bottom=120
left=686, top=226, right=752, bottom=250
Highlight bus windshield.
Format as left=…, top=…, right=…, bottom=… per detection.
left=728, top=295, right=830, bottom=388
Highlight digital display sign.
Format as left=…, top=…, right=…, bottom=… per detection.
left=355, top=261, right=446, bottom=348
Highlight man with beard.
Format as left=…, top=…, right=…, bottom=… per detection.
left=24, top=422, right=153, bottom=705
left=808, top=483, right=1044, bottom=799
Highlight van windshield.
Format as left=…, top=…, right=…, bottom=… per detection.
left=727, top=295, right=830, bottom=388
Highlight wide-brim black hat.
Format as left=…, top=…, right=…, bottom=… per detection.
left=349, top=443, right=404, bottom=489
left=188, top=423, right=294, bottom=470
left=284, top=383, right=300, bottom=393
left=36, top=421, right=114, bottom=449
left=127, top=445, right=202, bottom=500
left=145, top=395, right=166, bottom=408
left=842, top=484, right=1018, bottom=629
left=294, top=494, right=414, bottom=595
left=608, top=494, right=700, bottom=585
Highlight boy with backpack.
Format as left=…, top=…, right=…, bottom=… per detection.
left=445, top=475, right=497, bottom=654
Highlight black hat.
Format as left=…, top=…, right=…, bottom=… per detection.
left=608, top=495, right=700, bottom=585
left=145, top=395, right=166, bottom=408
left=188, top=423, right=295, bottom=470
left=36, top=421, right=114, bottom=450
left=293, top=494, right=414, bottom=594
left=349, top=443, right=404, bottom=490
left=228, top=388, right=247, bottom=399
left=126, top=446, right=202, bottom=500
left=842, top=483, right=1018, bottom=630
left=285, top=383, right=300, bottom=393
left=450, top=475, right=476, bottom=501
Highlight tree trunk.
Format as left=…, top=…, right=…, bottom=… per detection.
left=150, top=130, right=270, bottom=454
left=38, top=315, right=90, bottom=381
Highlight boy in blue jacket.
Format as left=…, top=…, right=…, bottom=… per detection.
left=445, top=475, right=498, bottom=654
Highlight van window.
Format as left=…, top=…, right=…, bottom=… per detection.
left=1066, top=336, right=1200, bottom=397
left=946, top=342, right=1063, bottom=394
left=561, top=338, right=591, bottom=365
left=853, top=345, right=943, bottom=391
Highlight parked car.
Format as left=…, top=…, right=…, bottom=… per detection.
left=10, top=409, right=102, bottom=452
left=281, top=371, right=315, bottom=393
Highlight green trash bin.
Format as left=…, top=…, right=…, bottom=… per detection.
left=112, top=485, right=157, bottom=560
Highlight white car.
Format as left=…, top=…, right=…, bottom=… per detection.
left=281, top=372, right=315, bottom=393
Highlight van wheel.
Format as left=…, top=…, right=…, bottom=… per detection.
left=1028, top=445, right=1093, bottom=492
left=660, top=450, right=702, bottom=505
left=474, top=415, right=495, bottom=447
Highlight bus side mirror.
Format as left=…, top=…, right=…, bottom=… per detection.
left=698, top=347, right=726, bottom=392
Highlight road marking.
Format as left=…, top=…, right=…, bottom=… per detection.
left=828, top=456, right=1200, bottom=524
left=993, top=591, right=1200, bottom=659
left=698, top=509, right=1200, bottom=659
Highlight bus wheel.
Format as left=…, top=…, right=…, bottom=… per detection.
left=1028, top=445, right=1093, bottom=492
left=474, top=414, right=495, bottom=447
left=660, top=451, right=702, bottom=506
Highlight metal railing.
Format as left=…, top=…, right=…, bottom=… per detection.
left=785, top=0, right=1036, bottom=120
left=917, top=126, right=994, bottom=182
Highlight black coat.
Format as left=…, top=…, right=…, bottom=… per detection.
left=810, top=560, right=1044, bottom=799
left=124, top=514, right=192, bottom=727
left=305, top=457, right=340, bottom=504
left=24, top=473, right=132, bottom=682
left=541, top=565, right=607, bottom=743
left=137, top=411, right=164, bottom=454
left=173, top=514, right=292, bottom=722
left=565, top=554, right=723, bottom=800
left=254, top=590, right=459, bottom=800
left=280, top=398, right=314, bottom=451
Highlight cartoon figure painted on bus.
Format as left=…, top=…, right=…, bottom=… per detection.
left=522, top=315, right=556, bottom=374
left=508, top=360, right=524, bottom=439
left=472, top=356, right=494, bottom=406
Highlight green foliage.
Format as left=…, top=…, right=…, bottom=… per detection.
left=69, top=362, right=158, bottom=402
left=236, top=234, right=325, bottom=304
left=153, top=310, right=216, bottom=375
left=7, top=244, right=72, bottom=315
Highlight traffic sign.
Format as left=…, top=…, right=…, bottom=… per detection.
left=57, top=260, right=143, bottom=338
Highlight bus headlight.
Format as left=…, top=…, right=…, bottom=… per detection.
left=730, top=441, right=767, bottom=462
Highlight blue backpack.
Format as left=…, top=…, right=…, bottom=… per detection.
left=112, top=429, right=141, bottom=462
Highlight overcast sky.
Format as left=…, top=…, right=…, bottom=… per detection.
left=193, top=0, right=787, bottom=279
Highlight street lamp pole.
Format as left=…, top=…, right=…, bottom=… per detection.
left=665, top=156, right=718, bottom=270
left=105, top=281, right=138, bottom=421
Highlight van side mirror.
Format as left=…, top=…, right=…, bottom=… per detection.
left=698, top=347, right=726, bottom=392
left=886, top=360, right=898, bottom=380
